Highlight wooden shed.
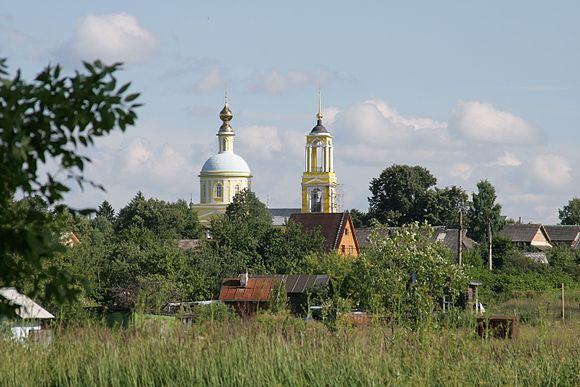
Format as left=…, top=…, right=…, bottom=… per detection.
left=0, top=287, right=54, bottom=342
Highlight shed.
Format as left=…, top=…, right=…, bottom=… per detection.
left=251, top=274, right=330, bottom=314
left=219, top=277, right=282, bottom=318
left=0, top=287, right=54, bottom=341
left=219, top=274, right=330, bottom=317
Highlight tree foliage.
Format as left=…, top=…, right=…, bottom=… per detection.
left=427, top=186, right=469, bottom=228
left=368, top=165, right=437, bottom=226
left=466, top=180, right=504, bottom=243
left=96, top=200, right=116, bottom=222
left=0, top=58, right=140, bottom=315
left=559, top=197, right=580, bottom=225
left=350, top=223, right=467, bottom=325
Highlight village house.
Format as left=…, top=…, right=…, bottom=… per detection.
left=543, top=225, right=580, bottom=249
left=499, top=224, right=553, bottom=250
left=289, top=212, right=360, bottom=256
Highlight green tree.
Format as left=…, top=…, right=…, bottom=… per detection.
left=559, top=198, right=580, bottom=225
left=349, top=208, right=370, bottom=228
left=115, top=192, right=201, bottom=239
left=466, top=180, right=504, bottom=243
left=427, top=186, right=469, bottom=228
left=96, top=200, right=116, bottom=222
left=368, top=164, right=437, bottom=226
left=0, top=58, right=140, bottom=316
left=350, top=223, right=467, bottom=326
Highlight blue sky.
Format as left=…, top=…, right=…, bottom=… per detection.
left=2, top=1, right=579, bottom=223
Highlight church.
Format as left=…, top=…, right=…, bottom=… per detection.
left=191, top=98, right=359, bottom=255
left=190, top=101, right=252, bottom=225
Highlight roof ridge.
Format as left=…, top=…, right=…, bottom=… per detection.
left=333, top=212, right=347, bottom=249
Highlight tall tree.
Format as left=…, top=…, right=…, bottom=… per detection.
left=466, top=180, right=504, bottom=243
left=428, top=186, right=469, bottom=228
left=559, top=197, right=580, bottom=225
left=0, top=58, right=140, bottom=315
left=96, top=200, right=116, bottom=222
left=368, top=164, right=437, bottom=226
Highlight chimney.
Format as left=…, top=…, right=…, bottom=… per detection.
left=240, top=271, right=248, bottom=287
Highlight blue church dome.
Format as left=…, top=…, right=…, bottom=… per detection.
left=200, top=152, right=251, bottom=174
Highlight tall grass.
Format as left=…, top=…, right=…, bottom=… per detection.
left=1, top=316, right=579, bottom=386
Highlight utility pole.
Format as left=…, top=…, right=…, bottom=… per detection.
left=458, top=209, right=463, bottom=266
left=488, top=221, right=493, bottom=271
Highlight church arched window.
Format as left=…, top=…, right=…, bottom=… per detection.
left=215, top=183, right=223, bottom=198
left=310, top=188, right=322, bottom=213
left=313, top=140, right=324, bottom=172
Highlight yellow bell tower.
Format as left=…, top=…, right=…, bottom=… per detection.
left=301, top=94, right=337, bottom=213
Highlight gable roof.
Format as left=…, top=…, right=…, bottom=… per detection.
left=499, top=224, right=551, bottom=243
left=0, top=287, right=55, bottom=319
left=543, top=225, right=580, bottom=244
left=289, top=212, right=354, bottom=250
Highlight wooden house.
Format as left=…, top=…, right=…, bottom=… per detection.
left=543, top=225, right=580, bottom=249
left=499, top=224, right=552, bottom=250
left=289, top=212, right=360, bottom=256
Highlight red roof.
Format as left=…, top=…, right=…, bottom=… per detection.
left=219, top=277, right=281, bottom=302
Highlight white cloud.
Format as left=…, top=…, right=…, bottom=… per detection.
left=332, top=99, right=448, bottom=146
left=247, top=70, right=334, bottom=94
left=236, top=126, right=282, bottom=159
left=192, top=68, right=225, bottom=93
left=531, top=154, right=571, bottom=187
left=64, top=13, right=158, bottom=64
left=450, top=101, right=540, bottom=144
left=449, top=163, right=473, bottom=180
left=490, top=152, right=522, bottom=167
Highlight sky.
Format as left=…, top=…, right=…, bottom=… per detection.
left=2, top=1, right=579, bottom=224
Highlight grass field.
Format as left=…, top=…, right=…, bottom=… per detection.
left=1, top=314, right=579, bottom=386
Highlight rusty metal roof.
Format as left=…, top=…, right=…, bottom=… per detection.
left=219, top=277, right=281, bottom=302
left=251, top=274, right=329, bottom=294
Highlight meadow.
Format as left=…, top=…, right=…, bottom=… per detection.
left=1, top=313, right=579, bottom=386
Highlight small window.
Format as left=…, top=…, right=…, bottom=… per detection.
left=235, top=184, right=240, bottom=194
left=349, top=246, right=354, bottom=255
left=341, top=245, right=346, bottom=253
left=215, top=183, right=223, bottom=198
left=345, top=227, right=349, bottom=235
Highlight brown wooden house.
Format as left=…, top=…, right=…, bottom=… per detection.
left=289, top=212, right=360, bottom=256
left=499, top=224, right=552, bottom=250
left=543, top=225, right=580, bottom=249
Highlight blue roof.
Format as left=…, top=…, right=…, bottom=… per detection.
left=200, top=151, right=251, bottom=174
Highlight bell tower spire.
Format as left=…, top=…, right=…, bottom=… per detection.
left=300, top=92, right=338, bottom=213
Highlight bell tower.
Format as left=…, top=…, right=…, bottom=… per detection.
left=301, top=94, right=337, bottom=213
